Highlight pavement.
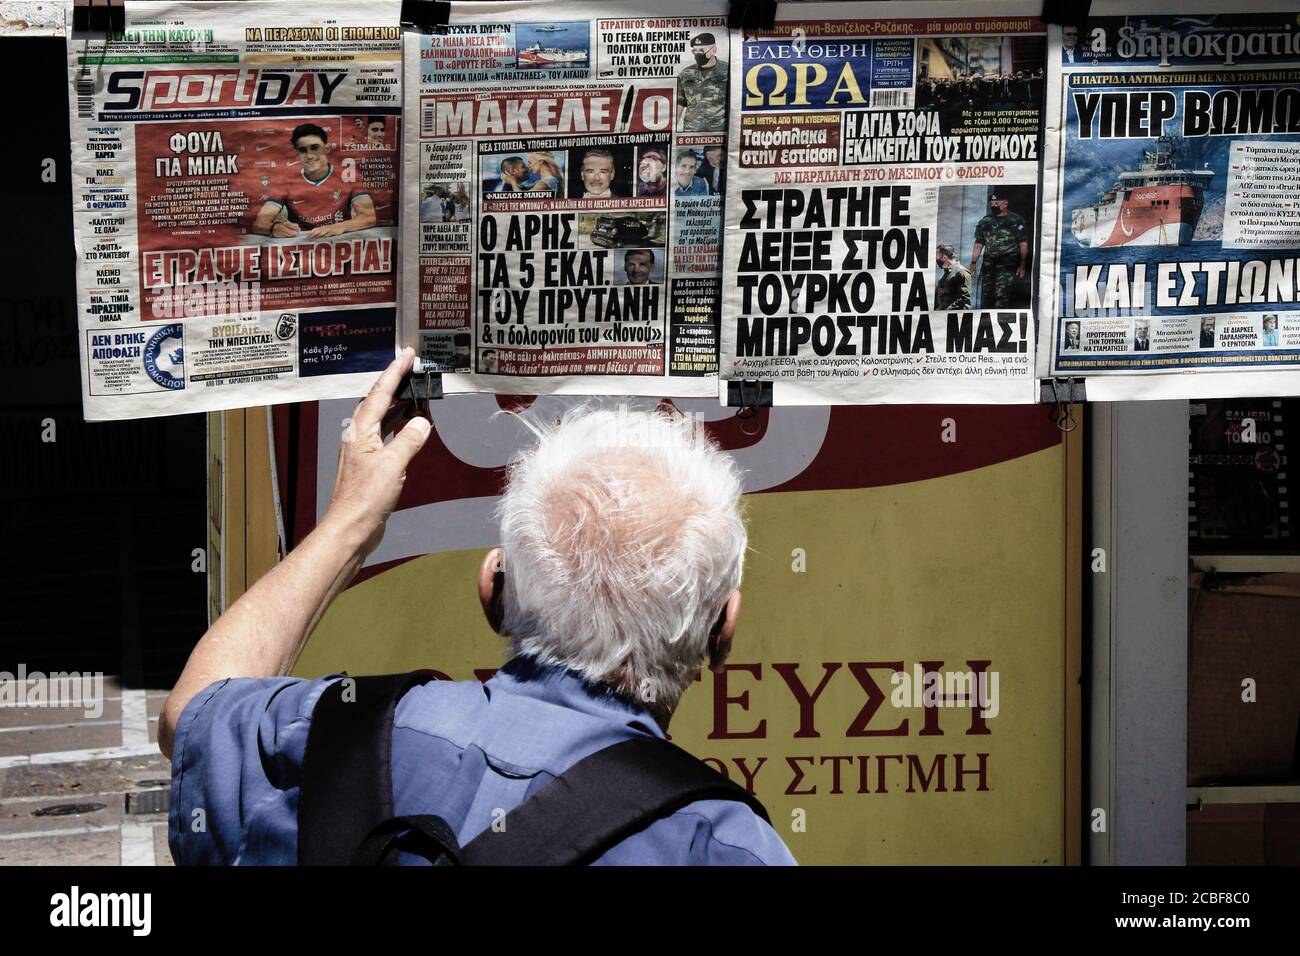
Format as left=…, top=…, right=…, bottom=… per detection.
left=0, top=678, right=174, bottom=866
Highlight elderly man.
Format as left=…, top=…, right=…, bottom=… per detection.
left=579, top=148, right=618, bottom=198
left=160, top=350, right=795, bottom=866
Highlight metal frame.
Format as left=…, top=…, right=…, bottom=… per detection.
left=1088, top=400, right=1190, bottom=865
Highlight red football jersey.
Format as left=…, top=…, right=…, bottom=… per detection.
left=270, top=165, right=367, bottom=227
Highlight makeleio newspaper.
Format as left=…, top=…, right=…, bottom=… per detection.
left=718, top=1, right=1045, bottom=404
left=67, top=0, right=402, bottom=421
left=1040, top=1, right=1300, bottom=399
left=402, top=0, right=727, bottom=396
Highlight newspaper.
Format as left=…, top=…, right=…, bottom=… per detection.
left=1040, top=1, right=1300, bottom=399
left=402, top=0, right=727, bottom=396
left=67, top=1, right=402, bottom=421
left=717, top=1, right=1045, bottom=405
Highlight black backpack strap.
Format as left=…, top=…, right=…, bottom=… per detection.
left=459, top=735, right=770, bottom=866
left=352, top=814, right=461, bottom=867
left=297, top=671, right=440, bottom=865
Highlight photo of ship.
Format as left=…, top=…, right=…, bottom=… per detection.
left=517, top=41, right=590, bottom=66
left=514, top=22, right=590, bottom=69
left=1071, top=136, right=1213, bottom=247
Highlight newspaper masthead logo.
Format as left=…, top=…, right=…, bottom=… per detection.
left=1114, top=21, right=1300, bottom=67
left=104, top=69, right=347, bottom=111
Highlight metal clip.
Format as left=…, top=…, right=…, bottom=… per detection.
left=73, top=0, right=125, bottom=34
left=728, top=379, right=772, bottom=436
left=400, top=0, right=452, bottom=35
left=1049, top=377, right=1079, bottom=433
left=398, top=359, right=443, bottom=422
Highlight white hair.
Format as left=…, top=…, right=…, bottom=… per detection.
left=495, top=402, right=746, bottom=715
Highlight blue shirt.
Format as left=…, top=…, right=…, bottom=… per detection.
left=675, top=175, right=709, bottom=196
left=168, top=655, right=796, bottom=866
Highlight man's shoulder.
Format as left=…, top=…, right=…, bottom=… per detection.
left=597, top=796, right=797, bottom=865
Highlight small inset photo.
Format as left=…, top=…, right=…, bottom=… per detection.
left=481, top=150, right=567, bottom=198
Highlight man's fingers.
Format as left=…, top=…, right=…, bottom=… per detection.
left=354, top=347, right=416, bottom=432
left=386, top=414, right=432, bottom=468
left=380, top=398, right=413, bottom=439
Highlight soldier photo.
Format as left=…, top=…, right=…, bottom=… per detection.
left=934, top=243, right=971, bottom=311
left=677, top=33, right=727, bottom=133
left=969, top=193, right=1029, bottom=308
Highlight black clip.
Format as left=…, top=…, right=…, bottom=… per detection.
left=73, top=0, right=125, bottom=34
left=726, top=380, right=773, bottom=437
left=1041, top=0, right=1092, bottom=28
left=1044, top=377, right=1083, bottom=433
left=398, top=360, right=444, bottom=422
left=728, top=0, right=778, bottom=36
left=401, top=0, right=452, bottom=35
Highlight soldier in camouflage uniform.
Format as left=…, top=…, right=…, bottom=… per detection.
left=969, top=194, right=1029, bottom=308
left=677, top=33, right=728, bottom=133
left=934, top=243, right=972, bottom=310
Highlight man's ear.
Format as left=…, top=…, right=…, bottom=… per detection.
left=478, top=548, right=505, bottom=634
left=707, top=590, right=741, bottom=674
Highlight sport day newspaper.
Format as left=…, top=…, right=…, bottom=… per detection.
left=67, top=0, right=403, bottom=421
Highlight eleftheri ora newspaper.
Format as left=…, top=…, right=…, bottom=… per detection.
left=1039, top=1, right=1300, bottom=400
left=67, top=0, right=402, bottom=421
left=402, top=0, right=727, bottom=396
left=718, top=1, right=1045, bottom=405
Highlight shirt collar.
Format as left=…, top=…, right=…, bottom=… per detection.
left=486, top=654, right=666, bottom=739
left=302, top=163, right=333, bottom=185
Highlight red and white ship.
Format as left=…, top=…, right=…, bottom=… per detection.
left=517, top=41, right=588, bottom=66
left=1071, top=137, right=1212, bottom=247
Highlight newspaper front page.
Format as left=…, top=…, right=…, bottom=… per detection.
left=402, top=0, right=727, bottom=396
left=67, top=1, right=402, bottom=421
left=718, top=1, right=1045, bottom=405
left=1040, top=1, right=1300, bottom=399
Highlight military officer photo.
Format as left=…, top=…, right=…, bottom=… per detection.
left=677, top=33, right=728, bottom=133
left=935, top=243, right=972, bottom=311
left=969, top=193, right=1029, bottom=309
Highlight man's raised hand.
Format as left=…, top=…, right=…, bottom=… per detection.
left=324, top=347, right=432, bottom=559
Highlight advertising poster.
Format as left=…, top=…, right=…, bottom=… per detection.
left=401, top=0, right=727, bottom=396
left=1189, top=398, right=1293, bottom=553
left=1040, top=1, right=1300, bottom=400
left=67, top=1, right=403, bottom=421
left=718, top=1, right=1046, bottom=405
left=270, top=397, right=1074, bottom=864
